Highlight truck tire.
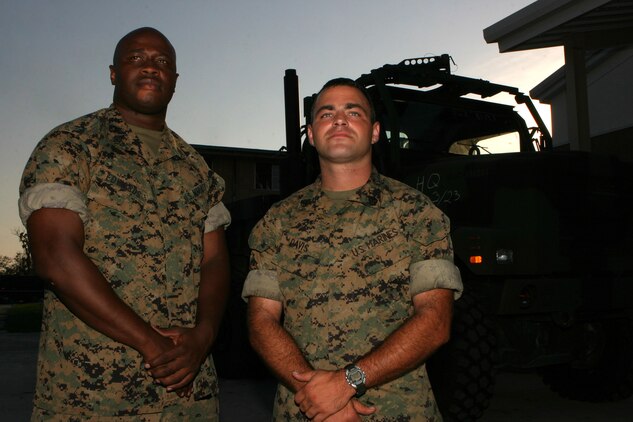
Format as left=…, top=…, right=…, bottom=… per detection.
left=541, top=318, right=633, bottom=402
left=426, top=291, right=497, bottom=422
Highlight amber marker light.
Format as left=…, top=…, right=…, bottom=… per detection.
left=469, top=255, right=483, bottom=264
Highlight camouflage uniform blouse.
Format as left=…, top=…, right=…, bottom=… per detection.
left=19, top=106, right=225, bottom=416
left=244, top=171, right=462, bottom=421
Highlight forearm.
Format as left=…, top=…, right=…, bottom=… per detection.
left=357, top=289, right=453, bottom=389
left=52, top=258, right=161, bottom=353
left=194, top=229, right=230, bottom=351
left=247, top=298, right=312, bottom=392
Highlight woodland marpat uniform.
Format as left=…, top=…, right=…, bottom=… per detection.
left=243, top=170, right=462, bottom=421
left=19, top=106, right=225, bottom=416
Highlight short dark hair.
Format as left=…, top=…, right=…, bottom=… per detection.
left=312, top=77, right=376, bottom=123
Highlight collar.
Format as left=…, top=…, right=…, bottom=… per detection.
left=305, top=168, right=387, bottom=208
left=101, top=105, right=185, bottom=163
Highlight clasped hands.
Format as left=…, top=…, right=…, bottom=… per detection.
left=143, top=326, right=212, bottom=397
left=293, top=369, right=375, bottom=421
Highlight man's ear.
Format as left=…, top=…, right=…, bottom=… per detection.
left=371, top=121, right=380, bottom=144
left=173, top=73, right=179, bottom=93
left=109, top=65, right=116, bottom=86
left=307, top=125, right=315, bottom=146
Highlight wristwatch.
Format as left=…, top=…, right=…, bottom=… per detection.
left=344, top=364, right=367, bottom=398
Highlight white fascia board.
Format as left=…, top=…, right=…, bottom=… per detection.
left=484, top=0, right=611, bottom=52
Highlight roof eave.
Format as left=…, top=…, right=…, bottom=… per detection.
left=483, top=0, right=612, bottom=52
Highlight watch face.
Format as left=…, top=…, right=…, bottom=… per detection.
left=345, top=365, right=367, bottom=398
left=346, top=365, right=366, bottom=386
left=348, top=367, right=364, bottom=384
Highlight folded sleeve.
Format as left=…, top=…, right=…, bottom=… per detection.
left=204, top=202, right=231, bottom=232
left=410, top=259, right=463, bottom=299
left=241, top=210, right=283, bottom=302
left=399, top=191, right=462, bottom=299
left=19, top=129, right=92, bottom=226
left=19, top=183, right=88, bottom=226
left=241, top=269, right=282, bottom=301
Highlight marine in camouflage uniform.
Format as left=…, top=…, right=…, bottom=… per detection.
left=19, top=28, right=229, bottom=420
left=244, top=171, right=461, bottom=421
left=243, top=79, right=462, bottom=421
left=20, top=105, right=226, bottom=416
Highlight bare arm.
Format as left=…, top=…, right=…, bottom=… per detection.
left=294, top=288, right=453, bottom=421
left=356, top=288, right=453, bottom=386
left=27, top=208, right=172, bottom=360
left=196, top=228, right=231, bottom=347
left=247, top=296, right=312, bottom=392
left=147, top=228, right=230, bottom=390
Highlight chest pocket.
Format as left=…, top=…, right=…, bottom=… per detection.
left=181, top=180, right=211, bottom=229
left=88, top=167, right=147, bottom=219
left=343, top=227, right=409, bottom=276
left=340, top=227, right=412, bottom=304
left=276, top=233, right=321, bottom=282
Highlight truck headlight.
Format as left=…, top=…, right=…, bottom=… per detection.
left=496, top=249, right=514, bottom=264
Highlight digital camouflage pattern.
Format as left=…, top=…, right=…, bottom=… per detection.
left=19, top=106, right=225, bottom=417
left=31, top=392, right=218, bottom=421
left=245, top=170, right=461, bottom=421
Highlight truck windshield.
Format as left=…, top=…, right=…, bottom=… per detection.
left=379, top=96, right=523, bottom=155
left=391, top=130, right=521, bottom=155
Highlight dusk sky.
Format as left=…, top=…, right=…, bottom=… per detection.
left=0, top=0, right=564, bottom=256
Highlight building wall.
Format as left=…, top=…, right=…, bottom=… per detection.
left=545, top=47, right=633, bottom=155
left=193, top=145, right=286, bottom=204
left=204, top=154, right=282, bottom=204
left=588, top=49, right=633, bottom=137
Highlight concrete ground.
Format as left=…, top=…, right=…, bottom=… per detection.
left=2, top=330, right=632, bottom=421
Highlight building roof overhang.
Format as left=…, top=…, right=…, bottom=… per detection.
left=484, top=0, right=633, bottom=52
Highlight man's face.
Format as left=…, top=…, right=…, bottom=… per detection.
left=109, top=30, right=179, bottom=116
left=307, top=85, right=379, bottom=165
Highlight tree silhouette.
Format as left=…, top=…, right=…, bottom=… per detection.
left=0, top=229, right=33, bottom=276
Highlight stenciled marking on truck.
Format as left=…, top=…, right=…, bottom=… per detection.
left=416, top=173, right=461, bottom=205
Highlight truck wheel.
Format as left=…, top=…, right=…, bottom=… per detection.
left=541, top=318, right=633, bottom=402
left=426, top=291, right=497, bottom=422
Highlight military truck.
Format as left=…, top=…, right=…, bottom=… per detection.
left=199, top=54, right=633, bottom=421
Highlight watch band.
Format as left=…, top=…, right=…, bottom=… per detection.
left=344, top=364, right=367, bottom=398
